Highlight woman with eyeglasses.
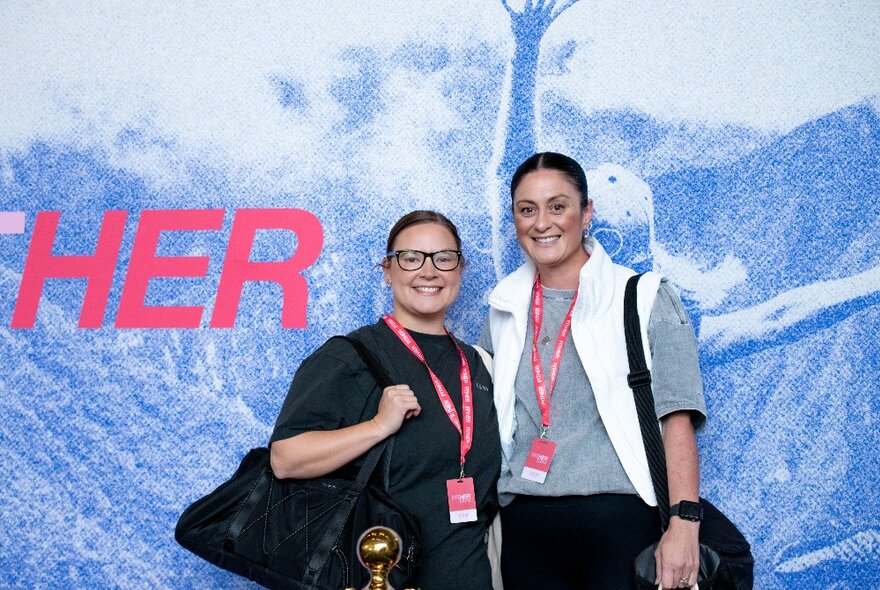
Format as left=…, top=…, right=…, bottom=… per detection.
left=480, top=153, right=707, bottom=589
left=270, top=210, right=501, bottom=590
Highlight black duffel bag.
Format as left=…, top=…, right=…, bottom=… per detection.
left=175, top=336, right=421, bottom=590
left=632, top=497, right=754, bottom=589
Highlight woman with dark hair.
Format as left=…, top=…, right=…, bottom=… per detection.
left=271, top=210, right=500, bottom=589
left=480, top=153, right=706, bottom=589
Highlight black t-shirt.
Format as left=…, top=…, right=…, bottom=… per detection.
left=270, top=320, right=501, bottom=590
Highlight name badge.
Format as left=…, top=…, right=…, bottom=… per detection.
left=446, top=477, right=478, bottom=523
left=521, top=438, right=557, bottom=483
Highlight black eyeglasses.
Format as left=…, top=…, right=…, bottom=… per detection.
left=385, top=249, right=462, bottom=271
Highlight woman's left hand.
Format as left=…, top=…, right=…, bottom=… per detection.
left=654, top=517, right=700, bottom=588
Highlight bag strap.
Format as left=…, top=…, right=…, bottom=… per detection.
left=303, top=335, right=402, bottom=582
left=346, top=336, right=421, bottom=587
left=224, top=463, right=273, bottom=548
left=623, top=273, right=671, bottom=530
left=334, top=335, right=397, bottom=491
left=341, top=335, right=395, bottom=389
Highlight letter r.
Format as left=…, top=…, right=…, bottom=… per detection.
left=210, top=209, right=323, bottom=328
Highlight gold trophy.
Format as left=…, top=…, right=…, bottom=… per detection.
left=345, top=525, right=416, bottom=590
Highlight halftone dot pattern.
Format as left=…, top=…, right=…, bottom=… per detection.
left=0, top=3, right=878, bottom=589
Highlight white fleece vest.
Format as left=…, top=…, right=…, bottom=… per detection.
left=487, top=239, right=661, bottom=505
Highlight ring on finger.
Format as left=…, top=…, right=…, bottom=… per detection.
left=678, top=576, right=690, bottom=587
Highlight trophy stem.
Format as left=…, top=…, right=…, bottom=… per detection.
left=368, top=567, right=391, bottom=590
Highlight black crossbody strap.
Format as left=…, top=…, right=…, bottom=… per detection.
left=623, top=274, right=671, bottom=530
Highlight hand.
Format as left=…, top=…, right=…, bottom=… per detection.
left=654, top=517, right=700, bottom=588
left=372, top=384, right=421, bottom=437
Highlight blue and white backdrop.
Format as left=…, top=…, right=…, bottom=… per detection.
left=2, top=2, right=879, bottom=588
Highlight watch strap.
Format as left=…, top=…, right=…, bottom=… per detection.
left=670, top=500, right=703, bottom=522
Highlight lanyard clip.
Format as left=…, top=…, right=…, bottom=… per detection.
left=540, top=425, right=549, bottom=440
left=459, top=462, right=466, bottom=480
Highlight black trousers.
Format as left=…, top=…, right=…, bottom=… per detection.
left=500, top=494, right=661, bottom=590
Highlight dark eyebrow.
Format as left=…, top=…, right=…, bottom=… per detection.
left=515, top=194, right=576, bottom=206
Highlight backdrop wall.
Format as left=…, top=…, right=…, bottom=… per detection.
left=2, top=2, right=879, bottom=588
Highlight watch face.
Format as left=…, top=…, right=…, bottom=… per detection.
left=676, top=500, right=703, bottom=521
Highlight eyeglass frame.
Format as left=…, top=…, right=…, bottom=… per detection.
left=384, top=249, right=463, bottom=271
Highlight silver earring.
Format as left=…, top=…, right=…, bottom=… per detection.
left=583, top=220, right=592, bottom=239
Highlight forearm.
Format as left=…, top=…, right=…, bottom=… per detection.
left=655, top=411, right=701, bottom=586
left=662, top=410, right=700, bottom=506
left=270, top=419, right=388, bottom=479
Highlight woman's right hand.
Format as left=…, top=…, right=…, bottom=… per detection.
left=271, top=384, right=421, bottom=479
left=372, top=384, right=421, bottom=437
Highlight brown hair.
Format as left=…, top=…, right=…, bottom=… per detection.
left=385, top=210, right=463, bottom=254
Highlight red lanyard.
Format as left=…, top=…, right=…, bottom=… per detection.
left=383, top=315, right=474, bottom=476
left=531, top=276, right=578, bottom=438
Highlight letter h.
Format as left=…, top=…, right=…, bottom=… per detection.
left=11, top=211, right=127, bottom=328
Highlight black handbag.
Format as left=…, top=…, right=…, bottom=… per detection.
left=624, top=274, right=754, bottom=590
left=175, top=336, right=421, bottom=590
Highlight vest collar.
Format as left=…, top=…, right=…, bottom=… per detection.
left=488, top=238, right=616, bottom=319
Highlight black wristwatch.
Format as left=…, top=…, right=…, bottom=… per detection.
left=670, top=500, right=703, bottom=522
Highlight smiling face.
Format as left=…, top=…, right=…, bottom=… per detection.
left=512, top=169, right=593, bottom=288
left=382, top=221, right=462, bottom=334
